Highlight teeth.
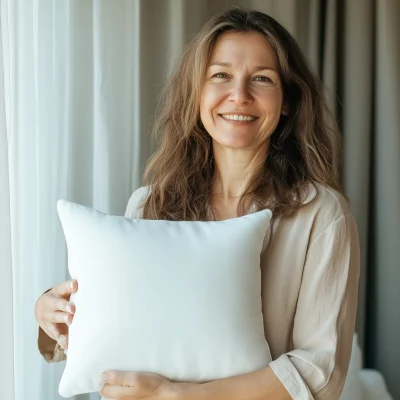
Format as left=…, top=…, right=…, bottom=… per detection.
left=221, top=114, right=256, bottom=121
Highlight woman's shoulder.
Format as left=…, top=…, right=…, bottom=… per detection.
left=293, top=182, right=356, bottom=241
left=124, top=185, right=152, bottom=219
left=305, top=182, right=352, bottom=218
left=268, top=183, right=357, bottom=258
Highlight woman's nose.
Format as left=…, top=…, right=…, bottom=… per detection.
left=228, top=83, right=253, bottom=104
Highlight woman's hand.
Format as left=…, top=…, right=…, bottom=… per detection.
left=34, top=279, right=78, bottom=349
left=100, top=371, right=178, bottom=400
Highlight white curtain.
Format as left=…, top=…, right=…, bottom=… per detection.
left=1, top=0, right=399, bottom=399
left=0, top=1, right=14, bottom=399
left=0, top=0, right=147, bottom=399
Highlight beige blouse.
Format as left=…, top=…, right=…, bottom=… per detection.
left=38, top=183, right=360, bottom=400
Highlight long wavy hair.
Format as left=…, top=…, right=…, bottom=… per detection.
left=141, top=7, right=344, bottom=222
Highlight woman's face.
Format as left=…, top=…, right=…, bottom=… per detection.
left=200, top=31, right=287, bottom=150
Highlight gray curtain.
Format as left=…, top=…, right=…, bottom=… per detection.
left=135, top=0, right=400, bottom=396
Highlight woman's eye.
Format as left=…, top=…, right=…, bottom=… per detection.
left=254, top=76, right=272, bottom=83
left=212, top=73, right=229, bottom=79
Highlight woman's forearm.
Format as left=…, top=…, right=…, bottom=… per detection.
left=174, top=366, right=292, bottom=400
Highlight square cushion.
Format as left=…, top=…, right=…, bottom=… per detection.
left=57, top=199, right=273, bottom=397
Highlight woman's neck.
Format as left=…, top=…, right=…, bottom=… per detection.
left=211, top=141, right=268, bottom=199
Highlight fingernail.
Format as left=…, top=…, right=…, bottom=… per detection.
left=69, top=281, right=74, bottom=289
left=64, top=315, right=70, bottom=324
left=66, top=304, right=72, bottom=313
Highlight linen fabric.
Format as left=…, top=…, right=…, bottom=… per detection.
left=56, top=199, right=273, bottom=397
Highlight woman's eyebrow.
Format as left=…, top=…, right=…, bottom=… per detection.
left=208, top=61, right=277, bottom=72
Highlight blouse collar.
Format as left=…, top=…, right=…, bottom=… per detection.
left=207, top=183, right=317, bottom=220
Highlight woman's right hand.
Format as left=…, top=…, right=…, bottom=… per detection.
left=34, top=279, right=78, bottom=350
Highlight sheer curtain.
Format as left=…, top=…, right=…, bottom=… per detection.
left=1, top=1, right=399, bottom=399
left=0, top=1, right=147, bottom=399
left=0, top=2, right=14, bottom=399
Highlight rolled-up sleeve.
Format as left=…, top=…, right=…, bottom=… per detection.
left=38, top=325, right=66, bottom=362
left=269, top=214, right=360, bottom=399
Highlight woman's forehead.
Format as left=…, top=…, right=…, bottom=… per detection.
left=209, top=31, right=278, bottom=69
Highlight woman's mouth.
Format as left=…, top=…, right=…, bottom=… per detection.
left=218, top=114, right=258, bottom=124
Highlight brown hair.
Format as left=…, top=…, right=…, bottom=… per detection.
left=141, top=7, right=344, bottom=222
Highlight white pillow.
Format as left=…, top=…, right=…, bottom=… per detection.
left=57, top=199, right=273, bottom=397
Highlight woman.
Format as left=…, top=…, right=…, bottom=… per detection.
left=34, top=7, right=360, bottom=400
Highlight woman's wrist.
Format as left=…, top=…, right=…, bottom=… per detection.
left=170, top=366, right=292, bottom=400
left=172, top=382, right=204, bottom=400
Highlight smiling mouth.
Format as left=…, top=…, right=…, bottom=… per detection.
left=218, top=114, right=258, bottom=123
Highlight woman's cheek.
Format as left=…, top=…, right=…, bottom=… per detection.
left=200, top=87, right=224, bottom=123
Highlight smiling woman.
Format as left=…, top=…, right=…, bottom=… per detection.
left=35, top=6, right=360, bottom=400
left=141, top=7, right=343, bottom=224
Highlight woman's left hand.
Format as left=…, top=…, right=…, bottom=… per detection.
left=100, top=370, right=177, bottom=399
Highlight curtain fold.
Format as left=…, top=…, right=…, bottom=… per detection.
left=0, top=1, right=15, bottom=399
left=1, top=0, right=399, bottom=399
left=340, top=0, right=375, bottom=349
left=365, top=0, right=400, bottom=394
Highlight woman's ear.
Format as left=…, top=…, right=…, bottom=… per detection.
left=281, top=101, right=289, bottom=116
